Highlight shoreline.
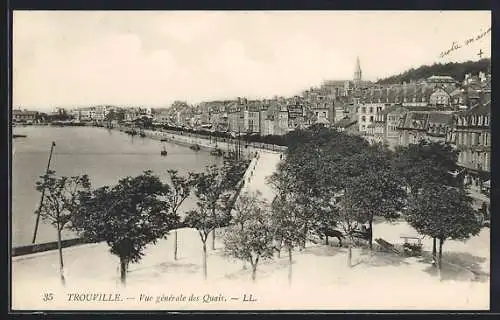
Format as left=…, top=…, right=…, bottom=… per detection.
left=114, top=125, right=285, bottom=158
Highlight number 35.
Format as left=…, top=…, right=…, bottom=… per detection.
left=42, top=293, right=53, bottom=302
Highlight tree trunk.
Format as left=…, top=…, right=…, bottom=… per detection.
left=325, top=235, right=329, bottom=245
left=438, top=238, right=444, bottom=271
left=119, top=256, right=127, bottom=285
left=56, top=227, right=65, bottom=286
left=211, top=209, right=217, bottom=250
left=288, top=246, right=293, bottom=286
left=251, top=257, right=259, bottom=282
left=174, top=230, right=178, bottom=260
left=432, top=237, right=437, bottom=267
left=348, top=242, right=353, bottom=268
left=202, top=242, right=208, bottom=280
left=302, top=223, right=308, bottom=249
left=211, top=229, right=216, bottom=250
left=368, top=218, right=373, bottom=250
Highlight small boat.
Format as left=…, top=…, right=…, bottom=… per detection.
left=190, top=144, right=201, bottom=151
left=160, top=138, right=168, bottom=142
left=13, top=134, right=27, bottom=139
left=125, top=129, right=137, bottom=136
left=160, top=147, right=168, bottom=156
left=139, top=131, right=146, bottom=138
left=210, top=148, right=223, bottom=157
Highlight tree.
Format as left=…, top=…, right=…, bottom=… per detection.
left=34, top=171, right=91, bottom=285
left=342, top=169, right=407, bottom=250
left=406, top=183, right=482, bottom=271
left=394, top=140, right=461, bottom=258
left=394, top=140, right=460, bottom=193
left=336, top=191, right=365, bottom=267
left=190, top=164, right=235, bottom=250
left=270, top=195, right=304, bottom=285
left=231, top=190, right=266, bottom=231
left=223, top=196, right=275, bottom=282
left=184, top=203, right=217, bottom=280
left=73, top=171, right=176, bottom=285
left=165, top=170, right=192, bottom=261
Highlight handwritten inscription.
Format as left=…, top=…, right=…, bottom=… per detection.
left=439, top=27, right=491, bottom=58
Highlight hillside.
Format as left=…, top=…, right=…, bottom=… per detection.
left=377, top=59, right=491, bottom=84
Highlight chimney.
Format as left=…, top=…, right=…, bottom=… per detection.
left=237, top=97, right=242, bottom=104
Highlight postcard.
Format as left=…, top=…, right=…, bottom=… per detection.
left=11, top=10, right=491, bottom=311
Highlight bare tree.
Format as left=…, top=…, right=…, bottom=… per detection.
left=35, top=171, right=91, bottom=285
left=165, top=170, right=192, bottom=260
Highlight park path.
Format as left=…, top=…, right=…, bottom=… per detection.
left=239, top=151, right=281, bottom=204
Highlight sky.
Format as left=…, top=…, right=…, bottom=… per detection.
left=13, top=11, right=491, bottom=110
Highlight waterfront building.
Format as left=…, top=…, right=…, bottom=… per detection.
left=397, top=111, right=454, bottom=146
left=310, top=100, right=334, bottom=126
left=12, top=109, right=39, bottom=123
left=385, top=106, right=408, bottom=149
left=452, top=101, right=491, bottom=193
left=153, top=110, right=170, bottom=124
left=429, top=87, right=452, bottom=108
left=242, top=102, right=261, bottom=134
left=334, top=114, right=358, bottom=134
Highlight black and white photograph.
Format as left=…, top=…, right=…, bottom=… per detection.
left=10, top=10, right=491, bottom=310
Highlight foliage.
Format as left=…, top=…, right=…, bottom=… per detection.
left=406, top=184, right=481, bottom=243
left=231, top=190, right=266, bottom=230
left=165, top=169, right=192, bottom=222
left=223, top=194, right=275, bottom=281
left=376, top=58, right=491, bottom=84
left=270, top=195, right=304, bottom=250
left=343, top=169, right=407, bottom=224
left=394, top=140, right=460, bottom=193
left=183, top=203, right=216, bottom=280
left=190, top=165, right=233, bottom=230
left=35, top=170, right=92, bottom=231
left=184, top=204, right=217, bottom=243
left=73, top=171, right=176, bottom=266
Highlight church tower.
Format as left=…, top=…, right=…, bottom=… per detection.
left=353, top=56, right=362, bottom=83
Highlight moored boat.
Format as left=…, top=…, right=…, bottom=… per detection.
left=190, top=144, right=201, bottom=151
left=160, top=146, right=168, bottom=156
left=210, top=148, right=223, bottom=157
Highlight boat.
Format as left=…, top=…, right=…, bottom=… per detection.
left=210, top=148, right=223, bottom=157
left=125, top=129, right=138, bottom=136
left=160, top=138, right=168, bottom=142
left=160, top=146, right=168, bottom=156
left=139, top=131, right=146, bottom=138
left=190, top=144, right=201, bottom=151
left=13, top=134, right=27, bottom=139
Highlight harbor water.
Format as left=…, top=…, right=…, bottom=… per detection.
left=11, top=126, right=222, bottom=247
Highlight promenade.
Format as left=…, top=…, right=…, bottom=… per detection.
left=11, top=129, right=489, bottom=310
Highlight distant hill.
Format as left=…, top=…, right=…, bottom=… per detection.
left=376, top=59, right=491, bottom=84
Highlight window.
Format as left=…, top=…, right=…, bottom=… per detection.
left=361, top=116, right=366, bottom=122
left=361, top=125, right=365, bottom=130
left=369, top=107, right=373, bottom=113
left=370, top=116, right=374, bottom=122
left=361, top=107, right=366, bottom=113
left=485, top=116, right=489, bottom=126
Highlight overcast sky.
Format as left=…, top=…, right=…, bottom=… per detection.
left=13, top=11, right=491, bottom=110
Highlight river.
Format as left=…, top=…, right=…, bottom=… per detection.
left=11, top=126, right=222, bottom=247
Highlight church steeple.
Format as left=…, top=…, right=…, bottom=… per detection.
left=354, top=56, right=362, bottom=82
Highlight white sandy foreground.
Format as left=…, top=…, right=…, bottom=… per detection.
left=12, top=223, right=489, bottom=311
